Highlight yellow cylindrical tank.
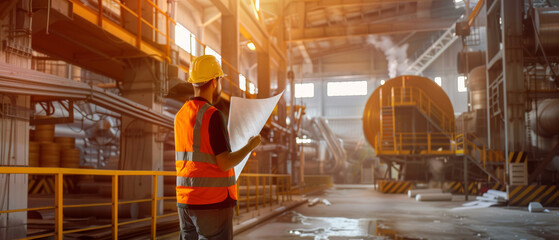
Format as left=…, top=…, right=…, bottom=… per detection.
left=362, top=76, right=455, bottom=152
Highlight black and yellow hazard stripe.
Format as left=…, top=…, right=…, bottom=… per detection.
left=446, top=181, right=479, bottom=195
left=378, top=180, right=412, bottom=194
left=447, top=181, right=462, bottom=193
left=486, top=182, right=506, bottom=191
left=508, top=152, right=527, bottom=163
left=508, top=185, right=559, bottom=206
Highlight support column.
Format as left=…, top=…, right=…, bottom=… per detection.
left=221, top=0, right=240, bottom=97
left=257, top=45, right=271, bottom=98
left=1, top=1, right=32, bottom=237
left=120, top=58, right=164, bottom=217
left=464, top=157, right=469, bottom=201
left=288, top=69, right=297, bottom=184
left=501, top=0, right=525, bottom=182
left=0, top=95, right=30, bottom=239
left=276, top=59, right=288, bottom=174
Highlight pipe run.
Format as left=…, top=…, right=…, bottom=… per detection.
left=0, top=62, right=173, bottom=129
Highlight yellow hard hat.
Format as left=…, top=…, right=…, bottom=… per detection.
left=188, top=55, right=225, bottom=86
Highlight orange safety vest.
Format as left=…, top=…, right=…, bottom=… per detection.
left=174, top=100, right=237, bottom=206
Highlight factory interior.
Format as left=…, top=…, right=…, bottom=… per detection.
left=1, top=0, right=559, bottom=239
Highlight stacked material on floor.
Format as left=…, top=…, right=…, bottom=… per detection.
left=409, top=189, right=452, bottom=201
left=408, top=189, right=443, bottom=198
left=476, top=190, right=507, bottom=204
left=452, top=190, right=507, bottom=210
left=415, top=193, right=453, bottom=201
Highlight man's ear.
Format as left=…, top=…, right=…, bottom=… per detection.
left=211, top=78, right=218, bottom=88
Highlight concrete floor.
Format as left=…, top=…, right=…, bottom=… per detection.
left=234, top=185, right=559, bottom=240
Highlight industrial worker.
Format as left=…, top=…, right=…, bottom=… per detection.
left=174, top=54, right=261, bottom=240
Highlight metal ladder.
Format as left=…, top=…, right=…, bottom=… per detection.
left=380, top=106, right=396, bottom=151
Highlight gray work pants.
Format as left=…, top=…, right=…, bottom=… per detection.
left=178, top=206, right=234, bottom=240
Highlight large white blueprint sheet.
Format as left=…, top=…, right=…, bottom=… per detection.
left=228, top=92, right=283, bottom=180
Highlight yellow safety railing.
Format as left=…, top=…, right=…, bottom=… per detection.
left=390, top=87, right=455, bottom=133
left=236, top=174, right=292, bottom=214
left=0, top=167, right=176, bottom=240
left=0, top=168, right=295, bottom=239
left=377, top=132, right=457, bottom=155
left=71, top=0, right=257, bottom=98
left=71, top=0, right=175, bottom=62
left=456, top=133, right=487, bottom=167
left=455, top=133, right=505, bottom=163
left=455, top=132, right=506, bottom=182
left=291, top=175, right=333, bottom=195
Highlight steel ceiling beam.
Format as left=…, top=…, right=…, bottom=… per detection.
left=208, top=0, right=233, bottom=16
left=278, top=0, right=433, bottom=9
left=286, top=18, right=455, bottom=42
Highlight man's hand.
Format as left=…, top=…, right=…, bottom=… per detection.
left=247, top=134, right=261, bottom=150
left=216, top=134, right=262, bottom=171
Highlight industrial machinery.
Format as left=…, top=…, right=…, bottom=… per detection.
left=456, top=2, right=559, bottom=189
left=363, top=75, right=464, bottom=182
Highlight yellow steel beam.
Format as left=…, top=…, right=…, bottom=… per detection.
left=69, top=0, right=169, bottom=63
left=0, top=167, right=175, bottom=176
left=64, top=202, right=112, bottom=208
left=151, top=175, right=158, bottom=239
left=0, top=206, right=54, bottom=214
left=119, top=199, right=153, bottom=204
left=63, top=224, right=112, bottom=234
left=118, top=217, right=151, bottom=226
left=26, top=233, right=56, bottom=240
left=468, top=0, right=484, bottom=27
left=55, top=173, right=64, bottom=239
left=112, top=175, right=119, bottom=240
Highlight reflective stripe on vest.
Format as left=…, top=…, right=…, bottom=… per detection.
left=175, top=151, right=216, bottom=164
left=192, top=104, right=211, bottom=153
left=177, top=175, right=236, bottom=188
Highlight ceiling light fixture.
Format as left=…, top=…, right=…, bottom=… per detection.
left=247, top=42, right=256, bottom=51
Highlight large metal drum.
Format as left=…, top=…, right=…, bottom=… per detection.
left=362, top=76, right=455, bottom=152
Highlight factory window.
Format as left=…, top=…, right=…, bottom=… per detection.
left=205, top=46, right=222, bottom=65
left=327, top=81, right=367, bottom=96
left=457, top=76, right=467, bottom=92
left=249, top=82, right=258, bottom=94
left=239, top=74, right=246, bottom=91
left=175, top=23, right=197, bottom=55
left=434, top=77, right=442, bottom=86
left=295, top=83, right=314, bottom=98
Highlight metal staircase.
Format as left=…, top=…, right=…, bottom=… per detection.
left=404, top=20, right=460, bottom=75
left=455, top=133, right=504, bottom=184
left=380, top=106, right=396, bottom=151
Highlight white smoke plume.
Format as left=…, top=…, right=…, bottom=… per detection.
left=367, top=36, right=410, bottom=78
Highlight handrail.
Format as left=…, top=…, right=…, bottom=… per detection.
left=390, top=86, right=455, bottom=133
left=0, top=168, right=293, bottom=239
left=0, top=167, right=175, bottom=240
left=377, top=132, right=457, bottom=154
left=71, top=0, right=257, bottom=98
left=236, top=173, right=292, bottom=214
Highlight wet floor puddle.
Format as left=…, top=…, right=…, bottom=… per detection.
left=278, top=211, right=414, bottom=240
